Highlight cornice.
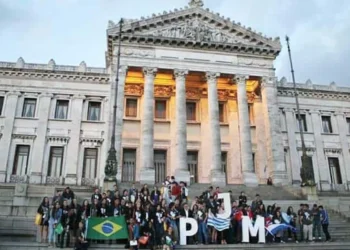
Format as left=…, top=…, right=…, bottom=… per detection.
left=277, top=87, right=350, bottom=101
left=80, top=137, right=104, bottom=145
left=12, top=134, right=36, bottom=140
left=46, top=136, right=70, bottom=144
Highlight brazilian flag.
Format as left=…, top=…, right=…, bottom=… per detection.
left=86, top=216, right=128, bottom=240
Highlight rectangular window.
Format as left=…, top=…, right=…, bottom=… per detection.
left=155, top=100, right=166, bottom=119
left=221, top=152, right=227, bottom=173
left=0, top=96, right=4, bottom=116
left=47, top=147, right=64, bottom=177
left=122, top=148, right=136, bottom=182
left=187, top=151, right=198, bottom=184
left=87, top=102, right=101, bottom=121
left=12, top=145, right=30, bottom=175
left=248, top=104, right=254, bottom=125
left=154, top=150, right=167, bottom=183
left=186, top=102, right=196, bottom=121
left=83, top=148, right=98, bottom=179
left=219, top=103, right=225, bottom=123
left=322, top=116, right=333, bottom=133
left=22, top=98, right=36, bottom=118
left=296, top=114, right=308, bottom=132
left=328, top=157, right=342, bottom=184
left=125, top=99, right=138, bottom=118
left=347, top=118, right=350, bottom=134
left=54, top=100, right=69, bottom=119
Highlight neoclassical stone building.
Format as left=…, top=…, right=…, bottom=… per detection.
left=0, top=0, right=348, bottom=190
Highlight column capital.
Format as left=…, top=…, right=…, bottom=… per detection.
left=143, top=67, right=157, bottom=77
left=174, top=69, right=188, bottom=80
left=206, top=72, right=220, bottom=83
left=234, top=74, right=249, bottom=85
left=118, top=65, right=128, bottom=77
left=261, top=76, right=278, bottom=89
left=6, top=91, right=21, bottom=97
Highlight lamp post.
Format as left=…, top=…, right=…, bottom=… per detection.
left=286, top=36, right=315, bottom=187
left=105, top=18, right=124, bottom=182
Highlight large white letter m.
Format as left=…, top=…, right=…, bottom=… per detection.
left=242, top=215, right=265, bottom=243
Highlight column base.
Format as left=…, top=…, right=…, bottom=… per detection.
left=139, top=169, right=155, bottom=184
left=243, top=172, right=259, bottom=187
left=301, top=186, right=318, bottom=201
left=116, top=166, right=122, bottom=183
left=174, top=169, right=191, bottom=185
left=271, top=171, right=288, bottom=186
left=210, top=170, right=226, bottom=186
left=65, top=174, right=77, bottom=185
left=29, top=173, right=42, bottom=184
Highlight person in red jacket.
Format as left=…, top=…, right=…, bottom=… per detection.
left=171, top=182, right=181, bottom=201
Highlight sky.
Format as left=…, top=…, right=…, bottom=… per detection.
left=1, top=0, right=349, bottom=86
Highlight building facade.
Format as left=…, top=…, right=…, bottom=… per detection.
left=0, top=0, right=348, bottom=191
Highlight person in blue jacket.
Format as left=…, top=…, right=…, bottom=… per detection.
left=48, top=201, right=62, bottom=247
left=319, top=206, right=331, bottom=242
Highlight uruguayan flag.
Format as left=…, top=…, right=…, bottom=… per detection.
left=265, top=223, right=296, bottom=236
left=207, top=212, right=230, bottom=232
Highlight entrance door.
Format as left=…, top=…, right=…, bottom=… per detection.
left=122, top=149, right=136, bottom=182
left=187, top=151, right=198, bottom=185
left=154, top=150, right=167, bottom=184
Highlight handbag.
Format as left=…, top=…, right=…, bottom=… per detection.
left=130, top=240, right=138, bottom=246
left=35, top=213, right=42, bottom=225
left=55, top=223, right=64, bottom=235
left=138, top=236, right=149, bottom=245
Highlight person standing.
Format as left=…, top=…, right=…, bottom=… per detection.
left=312, top=204, right=322, bottom=240
left=319, top=206, right=331, bottom=242
left=301, top=204, right=313, bottom=242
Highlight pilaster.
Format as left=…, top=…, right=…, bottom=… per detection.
left=309, top=109, right=329, bottom=189
left=113, top=66, right=128, bottom=182
left=29, top=93, right=53, bottom=184
left=261, top=76, right=288, bottom=185
left=335, top=112, right=350, bottom=189
left=207, top=72, right=226, bottom=185
left=235, top=75, right=258, bottom=186
left=65, top=95, right=85, bottom=185
left=0, top=91, right=20, bottom=183
left=284, top=108, right=300, bottom=184
left=139, top=67, right=157, bottom=184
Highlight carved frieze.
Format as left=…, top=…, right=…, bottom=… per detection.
left=139, top=17, right=256, bottom=45
left=125, top=84, right=144, bottom=96
left=247, top=92, right=257, bottom=103
left=154, top=85, right=174, bottom=98
left=46, top=136, right=70, bottom=144
left=115, top=48, right=155, bottom=58
left=186, top=88, right=202, bottom=99
left=324, top=148, right=342, bottom=155
left=217, top=89, right=230, bottom=101
left=12, top=134, right=36, bottom=141
left=238, top=57, right=273, bottom=69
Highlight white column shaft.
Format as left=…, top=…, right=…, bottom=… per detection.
left=141, top=68, right=157, bottom=171
left=175, top=70, right=188, bottom=172
left=207, top=72, right=221, bottom=172
left=236, top=75, right=254, bottom=173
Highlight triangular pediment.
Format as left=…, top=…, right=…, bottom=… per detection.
left=107, top=2, right=281, bottom=58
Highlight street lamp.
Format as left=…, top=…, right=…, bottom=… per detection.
left=105, top=18, right=124, bottom=182
left=286, top=36, right=315, bottom=187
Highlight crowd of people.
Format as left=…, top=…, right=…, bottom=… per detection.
left=36, top=177, right=332, bottom=249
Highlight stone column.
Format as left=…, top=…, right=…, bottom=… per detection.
left=0, top=91, right=20, bottom=182
left=29, top=93, right=53, bottom=184
left=174, top=69, right=190, bottom=184
left=65, top=95, right=85, bottom=185
left=139, top=67, right=157, bottom=183
left=114, top=66, right=128, bottom=182
left=235, top=75, right=258, bottom=186
left=207, top=72, right=226, bottom=184
left=284, top=108, right=301, bottom=184
left=261, top=76, right=287, bottom=185
left=335, top=113, right=350, bottom=189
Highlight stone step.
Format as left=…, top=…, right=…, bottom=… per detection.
left=2, top=241, right=350, bottom=250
